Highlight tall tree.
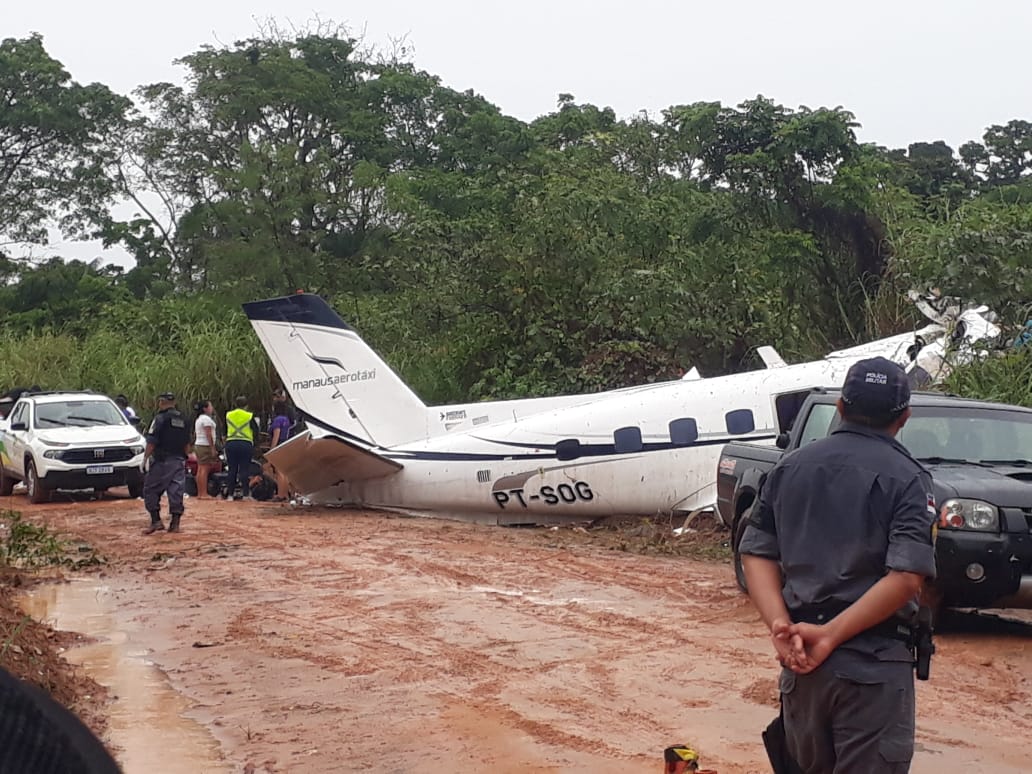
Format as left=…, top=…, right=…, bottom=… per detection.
left=111, top=27, right=525, bottom=300
left=0, top=35, right=129, bottom=247
left=960, top=120, right=1032, bottom=189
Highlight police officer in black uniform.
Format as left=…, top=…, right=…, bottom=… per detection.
left=142, top=392, right=191, bottom=534
left=740, top=357, right=937, bottom=773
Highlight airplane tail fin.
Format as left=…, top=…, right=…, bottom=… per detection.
left=243, top=294, right=429, bottom=448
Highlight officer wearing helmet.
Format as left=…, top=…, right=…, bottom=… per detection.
left=141, top=391, right=191, bottom=534
left=739, top=357, right=937, bottom=773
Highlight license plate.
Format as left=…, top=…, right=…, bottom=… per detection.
left=86, top=465, right=114, bottom=475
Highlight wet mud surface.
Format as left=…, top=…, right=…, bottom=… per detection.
left=4, top=492, right=1032, bottom=773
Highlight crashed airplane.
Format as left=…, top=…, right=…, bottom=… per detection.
left=243, top=292, right=1000, bottom=525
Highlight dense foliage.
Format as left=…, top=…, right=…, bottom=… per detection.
left=2, top=27, right=1031, bottom=412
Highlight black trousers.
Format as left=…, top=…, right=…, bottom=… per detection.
left=225, top=440, right=254, bottom=497
left=781, top=658, right=915, bottom=773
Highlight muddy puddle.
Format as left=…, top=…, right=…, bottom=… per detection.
left=19, top=578, right=229, bottom=774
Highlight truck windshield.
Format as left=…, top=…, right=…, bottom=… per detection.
left=899, top=406, right=1032, bottom=463
left=34, top=400, right=128, bottom=429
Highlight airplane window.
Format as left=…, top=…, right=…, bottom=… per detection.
left=669, top=418, right=699, bottom=445
left=725, top=409, right=755, bottom=435
left=614, top=426, right=643, bottom=453
left=556, top=439, right=582, bottom=461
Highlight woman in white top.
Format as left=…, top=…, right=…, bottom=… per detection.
left=193, top=400, right=218, bottom=499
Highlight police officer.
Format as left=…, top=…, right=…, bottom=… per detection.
left=740, top=357, right=937, bottom=773
left=142, top=392, right=191, bottom=534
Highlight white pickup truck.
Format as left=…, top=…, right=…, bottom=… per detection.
left=0, top=391, right=146, bottom=502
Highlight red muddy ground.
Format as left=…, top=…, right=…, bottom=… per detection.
left=3, top=492, right=1032, bottom=773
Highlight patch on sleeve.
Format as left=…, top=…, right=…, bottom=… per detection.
left=926, top=493, right=937, bottom=516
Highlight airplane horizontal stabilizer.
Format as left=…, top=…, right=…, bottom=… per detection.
left=266, top=430, right=402, bottom=495
left=757, top=346, right=787, bottom=369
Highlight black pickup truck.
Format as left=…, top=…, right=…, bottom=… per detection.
left=716, top=388, right=1032, bottom=613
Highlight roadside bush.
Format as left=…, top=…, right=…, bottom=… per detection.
left=0, top=511, right=103, bottom=572
left=0, top=311, right=276, bottom=419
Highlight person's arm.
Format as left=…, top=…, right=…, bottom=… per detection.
left=739, top=467, right=805, bottom=665
left=787, top=571, right=924, bottom=673
left=204, top=422, right=215, bottom=448
left=271, top=427, right=281, bottom=447
left=743, top=554, right=793, bottom=630
left=143, top=416, right=162, bottom=468
left=740, top=467, right=788, bottom=628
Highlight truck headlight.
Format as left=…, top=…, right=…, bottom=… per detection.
left=939, top=499, right=999, bottom=531
left=130, top=446, right=144, bottom=456
left=42, top=450, right=64, bottom=460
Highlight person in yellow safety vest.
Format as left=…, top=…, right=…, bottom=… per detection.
left=224, top=396, right=260, bottom=500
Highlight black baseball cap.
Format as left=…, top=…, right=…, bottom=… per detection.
left=157, top=391, right=176, bottom=401
left=841, top=357, right=911, bottom=417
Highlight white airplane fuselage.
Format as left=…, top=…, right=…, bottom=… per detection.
left=309, top=359, right=853, bottom=523
left=245, top=294, right=1000, bottom=525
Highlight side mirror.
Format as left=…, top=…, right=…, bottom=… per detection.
left=775, top=432, right=790, bottom=450
left=129, top=416, right=142, bottom=427
left=10, top=421, right=27, bottom=432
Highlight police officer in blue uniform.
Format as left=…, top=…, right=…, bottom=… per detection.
left=142, top=392, right=191, bottom=534
left=740, top=357, right=937, bottom=773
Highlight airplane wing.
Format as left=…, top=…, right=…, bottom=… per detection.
left=265, top=430, right=402, bottom=494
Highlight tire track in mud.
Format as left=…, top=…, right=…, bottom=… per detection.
left=192, top=519, right=775, bottom=766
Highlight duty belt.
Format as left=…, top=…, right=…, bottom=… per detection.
left=790, top=601, right=913, bottom=643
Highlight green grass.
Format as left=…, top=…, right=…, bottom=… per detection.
left=0, top=511, right=103, bottom=570
left=943, top=346, right=1032, bottom=407
left=0, top=323, right=276, bottom=420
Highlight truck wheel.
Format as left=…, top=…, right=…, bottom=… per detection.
left=26, top=460, right=51, bottom=504
left=0, top=467, right=15, bottom=496
left=733, top=509, right=752, bottom=594
left=127, top=479, right=144, bottom=499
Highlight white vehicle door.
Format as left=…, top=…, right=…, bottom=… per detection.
left=5, top=402, right=30, bottom=477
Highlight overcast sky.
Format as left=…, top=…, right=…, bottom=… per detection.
left=7, top=0, right=1032, bottom=267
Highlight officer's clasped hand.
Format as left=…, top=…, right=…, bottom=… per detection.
left=773, top=620, right=840, bottom=674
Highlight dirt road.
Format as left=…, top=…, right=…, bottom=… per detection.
left=6, top=493, right=1032, bottom=773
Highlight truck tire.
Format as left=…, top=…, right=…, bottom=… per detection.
left=127, top=478, right=144, bottom=499
left=0, top=466, right=15, bottom=496
left=733, top=507, right=753, bottom=593
left=25, top=460, right=51, bottom=504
